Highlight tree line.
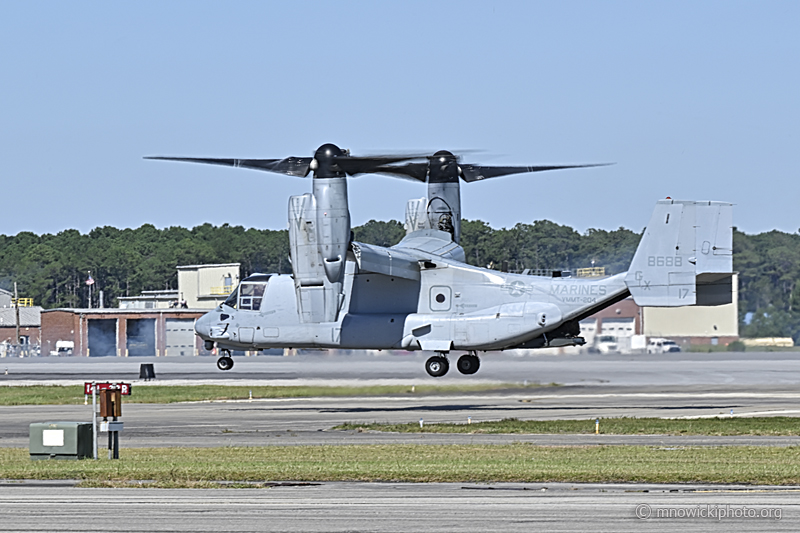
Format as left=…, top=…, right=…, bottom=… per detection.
left=0, top=221, right=797, bottom=342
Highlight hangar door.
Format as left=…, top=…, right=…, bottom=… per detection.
left=127, top=318, right=156, bottom=356
left=88, top=319, right=117, bottom=357
left=166, top=318, right=196, bottom=356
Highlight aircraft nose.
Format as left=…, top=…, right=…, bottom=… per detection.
left=194, top=312, right=213, bottom=339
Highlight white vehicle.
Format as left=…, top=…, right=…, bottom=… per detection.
left=647, top=338, right=682, bottom=354
left=594, top=335, right=619, bottom=354
left=51, top=340, right=74, bottom=357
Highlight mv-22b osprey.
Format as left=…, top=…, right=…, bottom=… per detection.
left=148, top=144, right=733, bottom=377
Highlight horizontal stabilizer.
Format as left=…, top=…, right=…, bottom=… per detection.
left=696, top=273, right=734, bottom=306
left=625, top=200, right=733, bottom=307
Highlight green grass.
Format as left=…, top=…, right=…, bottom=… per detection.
left=3, top=445, right=800, bottom=487
left=336, top=417, right=800, bottom=436
left=0, top=383, right=552, bottom=406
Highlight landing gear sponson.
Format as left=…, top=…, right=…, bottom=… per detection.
left=425, top=352, right=481, bottom=377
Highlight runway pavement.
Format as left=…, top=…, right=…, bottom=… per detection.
left=0, top=481, right=796, bottom=532
left=2, top=351, right=800, bottom=448
left=2, top=388, right=800, bottom=448
left=2, top=350, right=800, bottom=387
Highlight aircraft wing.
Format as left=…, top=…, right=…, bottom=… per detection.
left=391, top=229, right=466, bottom=262
left=350, top=229, right=466, bottom=279
left=350, top=242, right=421, bottom=280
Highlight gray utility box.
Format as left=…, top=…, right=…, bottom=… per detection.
left=30, top=422, right=93, bottom=460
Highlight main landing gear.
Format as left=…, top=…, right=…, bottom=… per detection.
left=425, top=354, right=449, bottom=377
left=456, top=353, right=480, bottom=375
left=425, top=352, right=481, bottom=377
left=217, top=350, right=234, bottom=371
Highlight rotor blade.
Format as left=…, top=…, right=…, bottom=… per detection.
left=336, top=154, right=430, bottom=176
left=144, top=156, right=312, bottom=177
left=460, top=163, right=612, bottom=183
left=365, top=162, right=430, bottom=182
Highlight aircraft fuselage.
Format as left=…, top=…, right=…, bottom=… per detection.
left=194, top=248, right=628, bottom=354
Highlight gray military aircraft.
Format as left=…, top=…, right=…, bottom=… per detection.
left=148, top=144, right=733, bottom=376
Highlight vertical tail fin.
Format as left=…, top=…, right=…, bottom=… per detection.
left=625, top=200, right=733, bottom=307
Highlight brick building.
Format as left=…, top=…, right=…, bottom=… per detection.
left=41, top=308, right=208, bottom=357
left=0, top=307, right=42, bottom=346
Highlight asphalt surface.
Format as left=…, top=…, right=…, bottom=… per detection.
left=2, top=350, right=800, bottom=387
left=0, top=481, right=796, bottom=532
left=2, top=351, right=800, bottom=448
left=3, top=390, right=800, bottom=448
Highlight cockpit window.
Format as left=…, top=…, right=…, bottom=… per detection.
left=223, top=286, right=239, bottom=309
left=239, top=282, right=266, bottom=311
left=222, top=274, right=274, bottom=311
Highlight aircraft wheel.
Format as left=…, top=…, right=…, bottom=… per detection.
left=457, top=354, right=480, bottom=375
left=425, top=356, right=449, bottom=377
left=216, top=356, right=234, bottom=371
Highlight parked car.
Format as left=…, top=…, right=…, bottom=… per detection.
left=51, top=340, right=74, bottom=356
left=647, top=338, right=682, bottom=354
left=590, top=335, right=619, bottom=354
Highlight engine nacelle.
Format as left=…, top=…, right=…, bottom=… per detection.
left=314, top=176, right=350, bottom=284
left=288, top=193, right=344, bottom=323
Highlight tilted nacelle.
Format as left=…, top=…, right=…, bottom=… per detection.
left=288, top=183, right=349, bottom=323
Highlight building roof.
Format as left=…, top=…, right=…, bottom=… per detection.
left=0, top=306, right=42, bottom=327
left=42, top=308, right=208, bottom=316
left=176, top=263, right=240, bottom=270
left=140, top=290, right=179, bottom=296
left=118, top=290, right=180, bottom=305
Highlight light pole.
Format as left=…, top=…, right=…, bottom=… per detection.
left=87, top=271, right=93, bottom=309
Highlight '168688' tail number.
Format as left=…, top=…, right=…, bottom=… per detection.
left=648, top=256, right=682, bottom=267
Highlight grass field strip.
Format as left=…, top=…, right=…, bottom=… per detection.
left=4, top=445, right=800, bottom=486
left=673, top=410, right=800, bottom=419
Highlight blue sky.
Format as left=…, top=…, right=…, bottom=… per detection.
left=1, top=1, right=797, bottom=236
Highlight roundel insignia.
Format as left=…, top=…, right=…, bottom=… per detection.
left=507, top=280, right=526, bottom=297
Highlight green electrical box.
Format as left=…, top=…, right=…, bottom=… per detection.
left=29, top=422, right=93, bottom=460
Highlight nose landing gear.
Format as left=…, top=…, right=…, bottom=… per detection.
left=216, top=350, right=234, bottom=371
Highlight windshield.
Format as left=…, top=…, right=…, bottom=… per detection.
left=598, top=336, right=616, bottom=343
left=664, top=341, right=677, bottom=346
left=223, top=286, right=239, bottom=308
